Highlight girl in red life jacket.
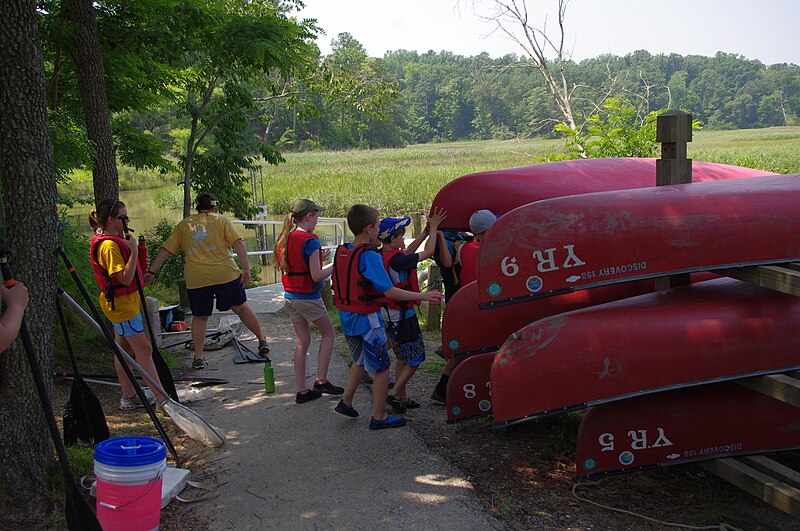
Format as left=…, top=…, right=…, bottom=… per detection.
left=88, top=199, right=163, bottom=410
left=275, top=199, right=343, bottom=403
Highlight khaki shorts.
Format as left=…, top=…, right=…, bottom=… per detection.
left=285, top=297, right=328, bottom=323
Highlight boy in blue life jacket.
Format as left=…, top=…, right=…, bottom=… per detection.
left=378, top=208, right=447, bottom=413
left=332, top=204, right=443, bottom=430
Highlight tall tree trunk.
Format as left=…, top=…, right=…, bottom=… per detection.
left=0, top=1, right=61, bottom=527
left=63, top=0, right=119, bottom=205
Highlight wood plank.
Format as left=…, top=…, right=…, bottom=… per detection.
left=739, top=455, right=800, bottom=490
left=738, top=374, right=800, bottom=408
left=719, top=264, right=800, bottom=297
left=700, top=458, right=800, bottom=517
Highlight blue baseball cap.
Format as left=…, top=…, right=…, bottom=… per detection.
left=378, top=216, right=411, bottom=240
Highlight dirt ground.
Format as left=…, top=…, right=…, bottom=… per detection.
left=53, top=314, right=799, bottom=530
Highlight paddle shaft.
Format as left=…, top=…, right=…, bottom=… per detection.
left=56, top=248, right=180, bottom=466
left=122, top=227, right=179, bottom=401
left=0, top=249, right=101, bottom=531
left=56, top=371, right=228, bottom=385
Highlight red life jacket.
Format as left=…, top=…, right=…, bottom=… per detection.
left=332, top=244, right=384, bottom=314
left=381, top=249, right=420, bottom=311
left=278, top=230, right=322, bottom=294
left=90, top=233, right=142, bottom=310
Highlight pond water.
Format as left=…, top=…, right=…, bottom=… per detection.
left=62, top=187, right=348, bottom=285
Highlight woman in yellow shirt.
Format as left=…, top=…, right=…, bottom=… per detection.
left=88, top=199, right=163, bottom=410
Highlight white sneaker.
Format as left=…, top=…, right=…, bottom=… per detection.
left=119, top=388, right=157, bottom=410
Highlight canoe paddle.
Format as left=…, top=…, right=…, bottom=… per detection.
left=57, top=248, right=181, bottom=465
left=55, top=372, right=229, bottom=387
left=0, top=246, right=102, bottom=531
left=123, top=225, right=179, bottom=402
left=60, top=289, right=225, bottom=447
left=55, top=294, right=110, bottom=445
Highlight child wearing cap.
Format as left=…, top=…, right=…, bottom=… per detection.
left=431, top=209, right=497, bottom=404
left=332, top=204, right=443, bottom=430
left=275, top=199, right=344, bottom=404
left=378, top=208, right=447, bottom=413
left=456, top=209, right=497, bottom=286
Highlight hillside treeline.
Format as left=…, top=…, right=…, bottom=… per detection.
left=263, top=34, right=800, bottom=151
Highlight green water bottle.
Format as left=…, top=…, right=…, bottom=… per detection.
left=263, top=362, right=275, bottom=393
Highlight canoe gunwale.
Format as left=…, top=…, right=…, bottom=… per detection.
left=493, top=363, right=800, bottom=429
left=480, top=257, right=800, bottom=310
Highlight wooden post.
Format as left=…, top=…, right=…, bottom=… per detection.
left=655, top=110, right=693, bottom=291
left=425, top=264, right=442, bottom=330
left=411, top=212, right=423, bottom=238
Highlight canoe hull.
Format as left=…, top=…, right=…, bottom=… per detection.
left=446, top=352, right=495, bottom=423
left=491, top=278, right=800, bottom=427
left=478, top=174, right=800, bottom=309
left=430, top=158, right=771, bottom=231
left=576, top=382, right=800, bottom=478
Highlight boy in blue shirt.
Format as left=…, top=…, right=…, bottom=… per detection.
left=332, top=204, right=443, bottom=429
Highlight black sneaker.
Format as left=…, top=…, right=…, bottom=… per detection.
left=295, top=389, right=323, bottom=404
left=386, top=394, right=407, bottom=413
left=430, top=386, right=446, bottom=404
left=313, top=380, right=344, bottom=395
left=335, top=399, right=359, bottom=418
left=403, top=398, right=421, bottom=409
left=258, top=339, right=270, bottom=356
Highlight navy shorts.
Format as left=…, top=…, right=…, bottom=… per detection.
left=187, top=276, right=247, bottom=317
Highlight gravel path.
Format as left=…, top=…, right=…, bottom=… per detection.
left=177, top=312, right=502, bottom=530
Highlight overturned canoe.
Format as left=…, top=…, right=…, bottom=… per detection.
left=429, top=158, right=771, bottom=231
left=477, top=174, right=800, bottom=309
left=443, top=278, right=664, bottom=359
left=491, top=278, right=800, bottom=428
left=446, top=352, right=495, bottom=423
left=575, top=382, right=800, bottom=478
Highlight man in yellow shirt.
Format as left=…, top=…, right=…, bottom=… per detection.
left=146, top=193, right=269, bottom=369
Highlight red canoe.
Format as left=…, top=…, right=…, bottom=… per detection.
left=443, top=274, right=717, bottom=423
left=443, top=278, right=659, bottom=359
left=430, top=158, right=772, bottom=231
left=490, top=278, right=800, bottom=428
left=575, top=382, right=800, bottom=478
left=445, top=352, right=495, bottom=423
left=477, top=174, right=799, bottom=309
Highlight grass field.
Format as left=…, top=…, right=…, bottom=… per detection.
left=257, top=126, right=800, bottom=217
left=59, top=126, right=800, bottom=218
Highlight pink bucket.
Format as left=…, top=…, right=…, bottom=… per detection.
left=94, top=436, right=166, bottom=531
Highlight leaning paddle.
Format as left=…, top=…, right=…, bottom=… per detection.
left=60, top=290, right=225, bottom=447
left=0, top=247, right=101, bottom=531
left=56, top=372, right=229, bottom=387
left=56, top=248, right=181, bottom=465
left=55, top=294, right=110, bottom=444
left=122, top=225, right=179, bottom=402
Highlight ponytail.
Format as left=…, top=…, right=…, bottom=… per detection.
left=274, top=212, right=296, bottom=272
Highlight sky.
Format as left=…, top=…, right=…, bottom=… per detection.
left=297, top=0, right=800, bottom=65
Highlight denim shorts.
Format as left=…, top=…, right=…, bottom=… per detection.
left=187, top=276, right=247, bottom=317
left=345, top=327, right=390, bottom=373
left=112, top=313, right=145, bottom=337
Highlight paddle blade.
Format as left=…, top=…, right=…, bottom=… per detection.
left=160, top=400, right=225, bottom=447
left=70, top=381, right=110, bottom=444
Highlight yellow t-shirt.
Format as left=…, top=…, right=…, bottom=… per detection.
left=95, top=239, right=141, bottom=322
left=162, top=212, right=243, bottom=289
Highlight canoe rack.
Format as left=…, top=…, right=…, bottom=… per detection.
left=706, top=263, right=800, bottom=517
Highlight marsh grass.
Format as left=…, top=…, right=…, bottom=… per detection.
left=257, top=127, right=800, bottom=217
